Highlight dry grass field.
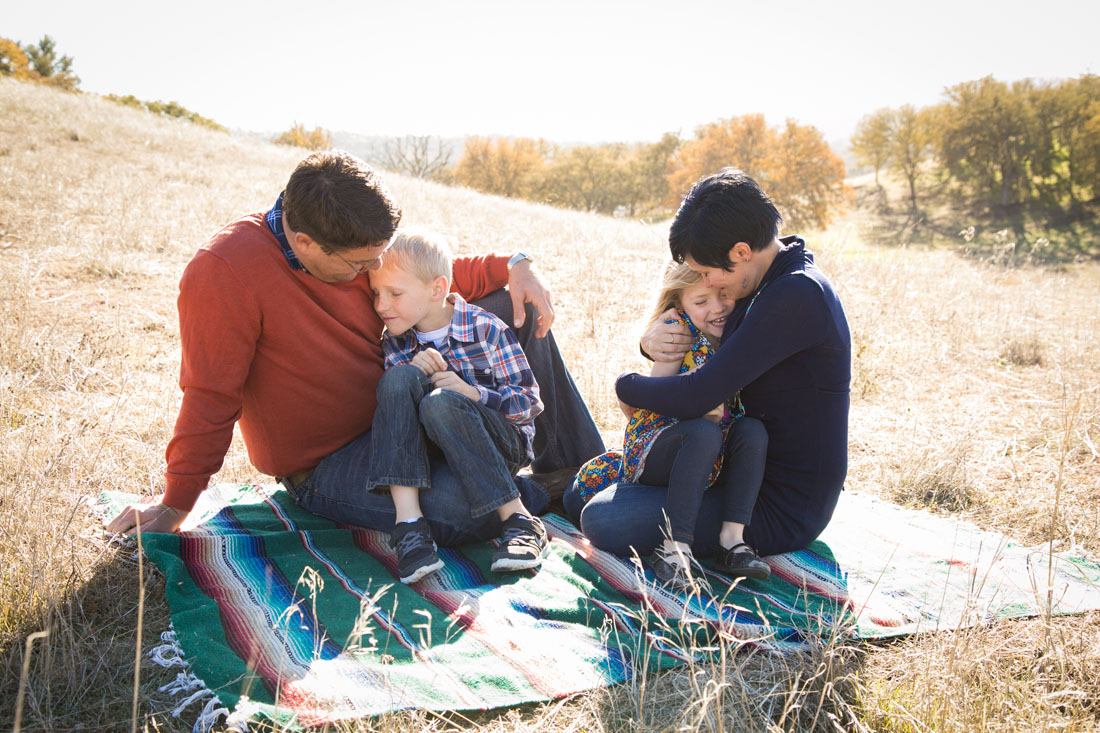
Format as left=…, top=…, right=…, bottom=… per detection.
left=2, top=78, right=1099, bottom=731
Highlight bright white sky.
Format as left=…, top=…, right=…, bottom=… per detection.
left=6, top=0, right=1098, bottom=147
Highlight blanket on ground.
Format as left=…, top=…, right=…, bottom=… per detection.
left=97, top=484, right=1100, bottom=730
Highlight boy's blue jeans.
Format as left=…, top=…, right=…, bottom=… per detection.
left=367, top=365, right=527, bottom=519
left=286, top=290, right=605, bottom=546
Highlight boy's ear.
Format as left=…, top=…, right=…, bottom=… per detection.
left=431, top=275, right=450, bottom=300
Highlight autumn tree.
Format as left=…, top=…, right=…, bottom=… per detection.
left=851, top=109, right=892, bottom=187
left=0, top=38, right=34, bottom=80
left=939, top=76, right=1034, bottom=210
left=1032, top=74, right=1100, bottom=204
left=382, top=135, right=453, bottom=180
left=1074, top=79, right=1100, bottom=200
left=768, top=119, right=850, bottom=230
left=1, top=34, right=79, bottom=89
left=21, top=35, right=80, bottom=89
left=625, top=132, right=682, bottom=217
left=887, top=105, right=935, bottom=213
left=274, top=123, right=332, bottom=150
left=539, top=143, right=634, bottom=214
left=668, top=114, right=847, bottom=230
left=453, top=137, right=547, bottom=198
left=667, top=114, right=774, bottom=203
left=849, top=74, right=1100, bottom=222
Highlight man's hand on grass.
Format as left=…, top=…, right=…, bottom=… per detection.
left=106, top=501, right=188, bottom=536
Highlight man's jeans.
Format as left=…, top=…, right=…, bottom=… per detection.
left=367, top=365, right=527, bottom=518
left=474, top=290, right=605, bottom=473
left=288, top=289, right=605, bottom=545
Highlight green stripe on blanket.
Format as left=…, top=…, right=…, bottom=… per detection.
left=97, top=485, right=1100, bottom=729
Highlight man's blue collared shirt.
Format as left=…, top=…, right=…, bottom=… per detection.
left=266, top=191, right=306, bottom=271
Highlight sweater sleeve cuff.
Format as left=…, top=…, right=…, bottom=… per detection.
left=614, top=370, right=642, bottom=404
left=487, top=254, right=509, bottom=290
left=163, top=473, right=210, bottom=512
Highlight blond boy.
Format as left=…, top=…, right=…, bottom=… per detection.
left=367, top=230, right=547, bottom=583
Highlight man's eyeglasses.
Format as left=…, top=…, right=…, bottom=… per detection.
left=324, top=247, right=386, bottom=274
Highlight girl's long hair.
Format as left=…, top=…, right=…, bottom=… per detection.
left=644, top=262, right=703, bottom=333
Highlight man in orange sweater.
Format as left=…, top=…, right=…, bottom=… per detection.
left=107, top=150, right=603, bottom=540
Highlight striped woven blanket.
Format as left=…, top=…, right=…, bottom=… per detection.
left=98, top=484, right=1100, bottom=729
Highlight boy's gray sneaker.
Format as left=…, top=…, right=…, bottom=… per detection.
left=490, top=513, right=548, bottom=572
left=390, top=518, right=445, bottom=584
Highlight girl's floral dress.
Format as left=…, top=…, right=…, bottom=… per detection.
left=574, top=312, right=743, bottom=504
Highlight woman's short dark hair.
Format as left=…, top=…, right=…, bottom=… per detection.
left=283, top=150, right=402, bottom=251
left=668, top=168, right=782, bottom=269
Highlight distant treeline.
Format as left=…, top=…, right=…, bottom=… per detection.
left=378, top=116, right=848, bottom=231
left=852, top=75, right=1100, bottom=216
left=105, top=95, right=226, bottom=132
left=1, top=34, right=225, bottom=132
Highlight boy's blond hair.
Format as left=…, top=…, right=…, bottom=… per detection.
left=383, top=228, right=454, bottom=284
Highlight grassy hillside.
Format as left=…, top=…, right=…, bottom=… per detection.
left=2, top=78, right=1099, bottom=731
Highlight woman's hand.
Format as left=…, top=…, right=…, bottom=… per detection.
left=641, top=308, right=692, bottom=363
left=702, top=403, right=724, bottom=423
left=618, top=398, right=638, bottom=420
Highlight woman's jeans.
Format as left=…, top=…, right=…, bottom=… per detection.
left=572, top=417, right=780, bottom=556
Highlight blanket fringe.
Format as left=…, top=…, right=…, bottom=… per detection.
left=193, top=696, right=230, bottom=733
left=147, top=626, right=229, bottom=732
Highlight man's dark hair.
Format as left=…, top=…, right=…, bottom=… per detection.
left=668, top=168, right=782, bottom=269
left=283, top=150, right=402, bottom=251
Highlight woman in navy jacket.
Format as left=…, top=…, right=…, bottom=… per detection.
left=574, top=168, right=851, bottom=570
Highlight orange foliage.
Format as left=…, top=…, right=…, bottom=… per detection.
left=668, top=114, right=848, bottom=231
left=0, top=38, right=35, bottom=81
left=666, top=114, right=773, bottom=205
left=273, top=123, right=332, bottom=150
left=453, top=137, right=547, bottom=198
left=768, top=119, right=850, bottom=231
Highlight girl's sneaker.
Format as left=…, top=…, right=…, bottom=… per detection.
left=390, top=518, right=445, bottom=584
left=491, top=513, right=548, bottom=571
left=649, top=544, right=699, bottom=591
left=715, top=542, right=771, bottom=580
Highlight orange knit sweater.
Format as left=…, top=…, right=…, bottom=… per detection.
left=163, top=213, right=509, bottom=511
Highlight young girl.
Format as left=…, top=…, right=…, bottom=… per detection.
left=574, top=263, right=770, bottom=588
